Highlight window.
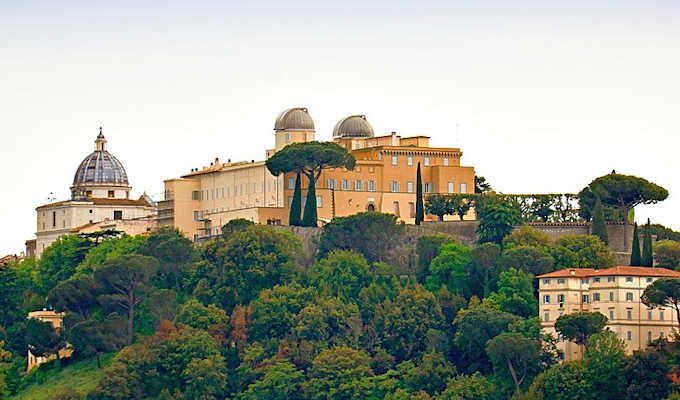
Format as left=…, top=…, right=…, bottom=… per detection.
left=626, top=292, right=633, bottom=302
left=582, top=295, right=589, bottom=304
left=316, top=195, right=323, bottom=208
left=194, top=211, right=200, bottom=221
left=646, top=277, right=653, bottom=283
left=253, top=183, right=257, bottom=193
left=391, top=156, right=398, bottom=166
left=341, top=179, right=349, bottom=190
left=354, top=180, right=363, bottom=191
left=448, top=182, right=454, bottom=193
left=593, top=277, right=601, bottom=283
left=407, top=181, right=414, bottom=193
left=543, top=279, right=551, bottom=285
left=328, top=179, right=337, bottom=190
left=393, top=201, right=400, bottom=216
left=108, top=190, right=115, bottom=198
left=443, top=157, right=449, bottom=166
left=368, top=180, right=377, bottom=192
left=544, top=312, right=549, bottom=322
left=582, top=278, right=589, bottom=284
left=407, top=156, right=413, bottom=166
left=627, top=310, right=632, bottom=320
left=557, top=294, right=565, bottom=304
left=227, top=187, right=230, bottom=198
left=287, top=178, right=295, bottom=189
left=285, top=132, right=290, bottom=142
left=649, top=331, right=653, bottom=343
left=89, top=209, right=93, bottom=214
left=287, top=196, right=293, bottom=207
left=52, top=211, right=56, bottom=227
left=424, top=183, right=432, bottom=193
left=648, top=310, right=653, bottom=320
left=542, top=295, right=550, bottom=304
left=86, top=190, right=92, bottom=198
left=609, top=291, right=614, bottom=301
left=557, top=278, right=566, bottom=284
left=609, top=309, right=614, bottom=320
left=409, top=202, right=415, bottom=218
left=607, top=276, right=615, bottom=282
left=593, top=293, right=601, bottom=302
left=113, top=210, right=123, bottom=220
left=627, top=331, right=632, bottom=341
left=390, top=181, right=399, bottom=192
left=660, top=310, right=665, bottom=321
left=460, top=183, right=467, bottom=193
left=626, top=276, right=633, bottom=283
left=424, top=157, right=430, bottom=166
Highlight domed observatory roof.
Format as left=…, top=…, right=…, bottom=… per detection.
left=72, top=128, right=129, bottom=190
left=274, top=107, right=315, bottom=131
left=332, top=115, right=374, bottom=138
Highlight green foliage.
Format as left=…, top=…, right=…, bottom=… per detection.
left=641, top=278, right=680, bottom=329
left=305, top=346, right=373, bottom=400
left=425, top=242, right=472, bottom=296
left=302, top=175, right=318, bottom=227
left=552, top=234, right=614, bottom=270
left=503, top=226, right=552, bottom=252
left=642, top=219, right=653, bottom=267
left=138, top=227, right=194, bottom=291
left=424, top=195, right=450, bottom=221
left=221, top=218, right=255, bottom=239
left=439, top=373, right=496, bottom=400
left=416, top=235, right=457, bottom=283
left=266, top=141, right=356, bottom=178
left=631, top=223, right=642, bottom=266
left=649, top=223, right=680, bottom=242
left=401, top=352, right=455, bottom=396
left=624, top=351, right=671, bottom=400
left=469, top=243, right=501, bottom=298
left=238, top=359, right=303, bottom=400
left=174, top=299, right=229, bottom=345
left=474, top=175, right=492, bottom=194
left=583, top=330, right=627, bottom=400
left=488, top=268, right=537, bottom=318
left=415, top=163, right=424, bottom=225
left=25, top=318, right=65, bottom=360
left=486, top=332, right=541, bottom=396
left=67, top=315, right=126, bottom=368
left=654, top=240, right=680, bottom=269
left=0, top=267, right=25, bottom=327
left=502, top=245, right=555, bottom=278
left=475, top=196, right=522, bottom=247
left=590, top=196, right=608, bottom=244
left=48, top=275, right=99, bottom=320
left=37, top=235, right=91, bottom=295
left=581, top=172, right=668, bottom=218
left=75, top=235, right=147, bottom=275
left=249, top=283, right=316, bottom=341
left=318, top=212, right=405, bottom=264
left=529, top=361, right=594, bottom=400
left=289, top=172, right=302, bottom=226
left=554, top=312, right=607, bottom=346
left=308, top=250, right=372, bottom=300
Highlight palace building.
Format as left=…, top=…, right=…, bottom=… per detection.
left=159, top=107, right=475, bottom=240
left=538, top=266, right=680, bottom=361
left=32, top=129, right=156, bottom=257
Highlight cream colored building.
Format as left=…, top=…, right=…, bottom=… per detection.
left=26, top=310, right=73, bottom=371
left=33, top=129, right=156, bottom=257
left=538, top=266, right=680, bottom=361
left=160, top=107, right=475, bottom=240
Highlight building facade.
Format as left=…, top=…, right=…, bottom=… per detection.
left=538, top=266, right=680, bottom=361
left=26, top=310, right=72, bottom=371
left=33, top=129, right=156, bottom=257
left=159, top=108, right=475, bottom=240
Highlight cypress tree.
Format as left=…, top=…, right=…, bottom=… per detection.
left=289, top=171, right=302, bottom=226
left=630, top=223, right=641, bottom=266
left=415, top=163, right=424, bottom=225
left=591, top=196, right=608, bottom=244
left=301, top=175, right=318, bottom=227
left=642, top=218, right=653, bottom=267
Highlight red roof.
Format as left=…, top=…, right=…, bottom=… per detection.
left=538, top=266, right=680, bottom=279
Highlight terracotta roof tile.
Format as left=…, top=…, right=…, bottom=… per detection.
left=537, top=266, right=680, bottom=279
left=537, top=269, right=596, bottom=278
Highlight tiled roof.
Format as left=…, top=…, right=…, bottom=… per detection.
left=537, top=266, right=680, bottom=279
left=37, top=197, right=153, bottom=210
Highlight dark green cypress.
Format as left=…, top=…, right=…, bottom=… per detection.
left=642, top=218, right=653, bottom=267
left=591, top=196, right=608, bottom=244
left=415, top=163, right=424, bottom=225
left=301, top=174, right=318, bottom=227
left=289, top=171, right=302, bottom=226
left=630, top=223, right=641, bottom=266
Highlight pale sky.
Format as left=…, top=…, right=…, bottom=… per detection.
left=1, top=1, right=678, bottom=255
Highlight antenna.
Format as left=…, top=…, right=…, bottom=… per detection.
left=47, top=192, right=56, bottom=203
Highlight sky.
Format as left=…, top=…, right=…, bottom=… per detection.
left=1, top=0, right=678, bottom=255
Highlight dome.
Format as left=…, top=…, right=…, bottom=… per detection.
left=274, top=107, right=315, bottom=131
left=72, top=129, right=129, bottom=187
left=332, top=115, right=374, bottom=138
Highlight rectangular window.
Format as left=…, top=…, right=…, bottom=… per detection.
left=582, top=278, right=589, bottom=284
left=557, top=294, right=565, bottom=304
left=660, top=310, right=665, bottom=321
left=424, top=183, right=431, bottom=193
left=626, top=277, right=633, bottom=283
left=253, top=183, right=257, bottom=193
left=542, top=295, right=550, bottom=304
left=608, top=276, right=616, bottom=282
left=610, top=292, right=614, bottom=301
left=409, top=202, right=415, bottom=218
left=316, top=195, right=323, bottom=208
left=52, top=211, right=56, bottom=227
left=648, top=310, right=653, bottom=320
left=108, top=190, right=115, bottom=198
left=543, top=279, right=551, bottom=285
left=582, top=295, right=589, bottom=304
left=627, top=310, right=632, bottom=320
left=390, top=181, right=399, bottom=192
left=211, top=189, right=215, bottom=199
left=557, top=278, right=566, bottom=284
left=424, top=157, right=430, bottom=166
left=86, top=190, right=92, bottom=198
left=593, top=277, right=601, bottom=283
left=443, top=158, right=449, bottom=166
left=285, top=132, right=290, bottom=142
left=393, top=201, right=400, bottom=216
left=460, top=183, right=467, bottom=193
left=593, top=293, right=601, bottom=302
left=626, top=292, right=633, bottom=302
left=354, top=180, right=363, bottom=191
left=328, top=179, right=337, bottom=190
left=407, top=181, right=414, bottom=193
left=544, top=312, right=549, bottom=322
left=341, top=179, right=349, bottom=190
left=227, top=187, right=230, bottom=198
left=647, top=277, right=653, bottom=283
left=407, top=156, right=413, bottom=166
left=627, top=331, right=632, bottom=341
left=194, top=211, right=200, bottom=221
left=448, top=182, right=454, bottom=193
left=609, top=309, right=615, bottom=320
left=391, top=156, right=398, bottom=166
left=368, top=180, right=377, bottom=192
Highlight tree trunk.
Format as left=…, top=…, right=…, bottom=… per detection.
left=96, top=352, right=102, bottom=369
left=438, top=214, right=444, bottom=221
left=506, top=357, right=521, bottom=397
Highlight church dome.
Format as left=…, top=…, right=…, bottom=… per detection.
left=72, top=129, right=129, bottom=187
left=274, top=107, right=315, bottom=131
left=332, top=115, right=374, bottom=138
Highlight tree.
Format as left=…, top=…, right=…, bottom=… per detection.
left=0, top=266, right=24, bottom=327
left=580, top=172, right=668, bottom=249
left=631, top=223, right=641, bottom=266
left=25, top=318, right=66, bottom=364
left=583, top=330, right=627, bottom=400
left=266, top=141, right=356, bottom=223
left=474, top=175, right=492, bottom=194
left=305, top=346, right=373, bottom=400
left=68, top=313, right=126, bottom=368
left=138, top=227, right=193, bottom=292
left=486, top=332, right=541, bottom=397
left=317, top=212, right=405, bottom=264
left=75, top=234, right=147, bottom=275
left=502, top=245, right=555, bottom=278
left=425, top=242, right=472, bottom=296
left=654, top=240, right=680, bottom=269
left=48, top=275, right=99, bottom=320
left=590, top=196, right=608, bottom=245
left=94, top=254, right=159, bottom=344
left=289, top=171, right=302, bottom=226
left=37, top=234, right=91, bottom=295
left=642, top=218, right=653, bottom=267
left=439, top=373, right=495, bottom=400
left=503, top=226, right=552, bottom=252
left=309, top=250, right=372, bottom=299
left=415, top=163, right=424, bottom=225
left=401, top=352, right=456, bottom=396
left=475, top=196, right=521, bottom=247
left=488, top=268, right=537, bottom=318
left=248, top=283, right=316, bottom=341
left=468, top=243, right=501, bottom=298
left=416, top=234, right=457, bottom=283
left=302, top=173, right=318, bottom=227
left=529, top=361, right=594, bottom=400
left=239, top=360, right=303, bottom=400
left=221, top=218, right=255, bottom=239
left=624, top=351, right=671, bottom=400
left=554, top=312, right=607, bottom=348
left=641, top=278, right=680, bottom=330
left=424, top=195, right=450, bottom=221
left=449, top=194, right=472, bottom=221
left=174, top=299, right=230, bottom=345
left=552, top=234, right=614, bottom=270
